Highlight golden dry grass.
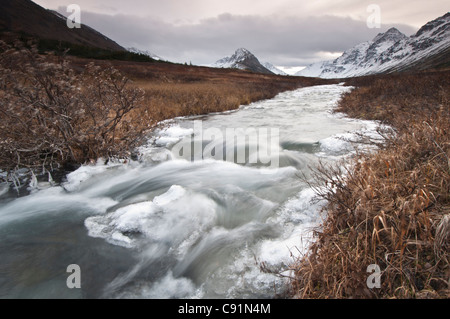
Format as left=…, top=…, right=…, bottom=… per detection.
left=290, top=70, right=450, bottom=299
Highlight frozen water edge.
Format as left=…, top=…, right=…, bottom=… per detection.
left=80, top=84, right=389, bottom=298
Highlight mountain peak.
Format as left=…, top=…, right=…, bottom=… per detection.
left=214, top=48, right=274, bottom=74
left=372, top=27, right=406, bottom=43
left=235, top=48, right=251, bottom=55
left=230, top=48, right=255, bottom=62
left=385, top=27, right=402, bottom=34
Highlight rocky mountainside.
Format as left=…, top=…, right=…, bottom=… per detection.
left=297, top=12, right=450, bottom=78
left=214, top=48, right=274, bottom=74
left=0, top=0, right=125, bottom=52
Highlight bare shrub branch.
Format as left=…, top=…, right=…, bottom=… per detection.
left=0, top=41, right=147, bottom=173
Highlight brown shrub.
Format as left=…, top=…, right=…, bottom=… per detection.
left=0, top=41, right=148, bottom=173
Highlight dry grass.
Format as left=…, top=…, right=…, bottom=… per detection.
left=131, top=81, right=303, bottom=122
left=290, top=70, right=450, bottom=299
left=69, top=56, right=332, bottom=124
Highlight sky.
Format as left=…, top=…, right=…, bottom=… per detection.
left=33, top=0, right=449, bottom=73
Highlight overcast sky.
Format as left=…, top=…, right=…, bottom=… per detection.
left=33, top=0, right=449, bottom=72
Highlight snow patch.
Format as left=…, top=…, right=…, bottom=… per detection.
left=84, top=185, right=217, bottom=249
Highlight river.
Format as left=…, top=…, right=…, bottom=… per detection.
left=0, top=84, right=380, bottom=298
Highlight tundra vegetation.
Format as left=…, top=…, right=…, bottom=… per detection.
left=290, top=70, right=450, bottom=298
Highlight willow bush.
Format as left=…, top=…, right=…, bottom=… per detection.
left=0, top=41, right=149, bottom=174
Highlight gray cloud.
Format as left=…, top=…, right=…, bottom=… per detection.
left=38, top=0, right=450, bottom=29
left=63, top=9, right=417, bottom=66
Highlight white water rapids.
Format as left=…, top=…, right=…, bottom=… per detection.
left=0, top=84, right=381, bottom=298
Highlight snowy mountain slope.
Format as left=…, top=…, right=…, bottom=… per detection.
left=262, top=62, right=288, bottom=75
left=296, top=12, right=450, bottom=78
left=127, top=47, right=164, bottom=61
left=213, top=48, right=274, bottom=74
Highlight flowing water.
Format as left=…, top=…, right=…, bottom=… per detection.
left=0, top=84, right=380, bottom=299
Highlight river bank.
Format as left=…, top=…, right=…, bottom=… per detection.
left=0, top=42, right=331, bottom=180
left=0, top=43, right=330, bottom=196
left=290, top=69, right=450, bottom=299
left=0, top=84, right=382, bottom=298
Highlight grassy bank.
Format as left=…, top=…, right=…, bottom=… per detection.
left=289, top=70, right=449, bottom=298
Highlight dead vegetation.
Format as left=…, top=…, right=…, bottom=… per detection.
left=290, top=70, right=450, bottom=299
left=68, top=55, right=330, bottom=123
left=0, top=41, right=150, bottom=173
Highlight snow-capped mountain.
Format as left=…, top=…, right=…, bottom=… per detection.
left=296, top=12, right=450, bottom=78
left=127, top=47, right=164, bottom=61
left=213, top=48, right=274, bottom=74
left=262, top=62, right=288, bottom=75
